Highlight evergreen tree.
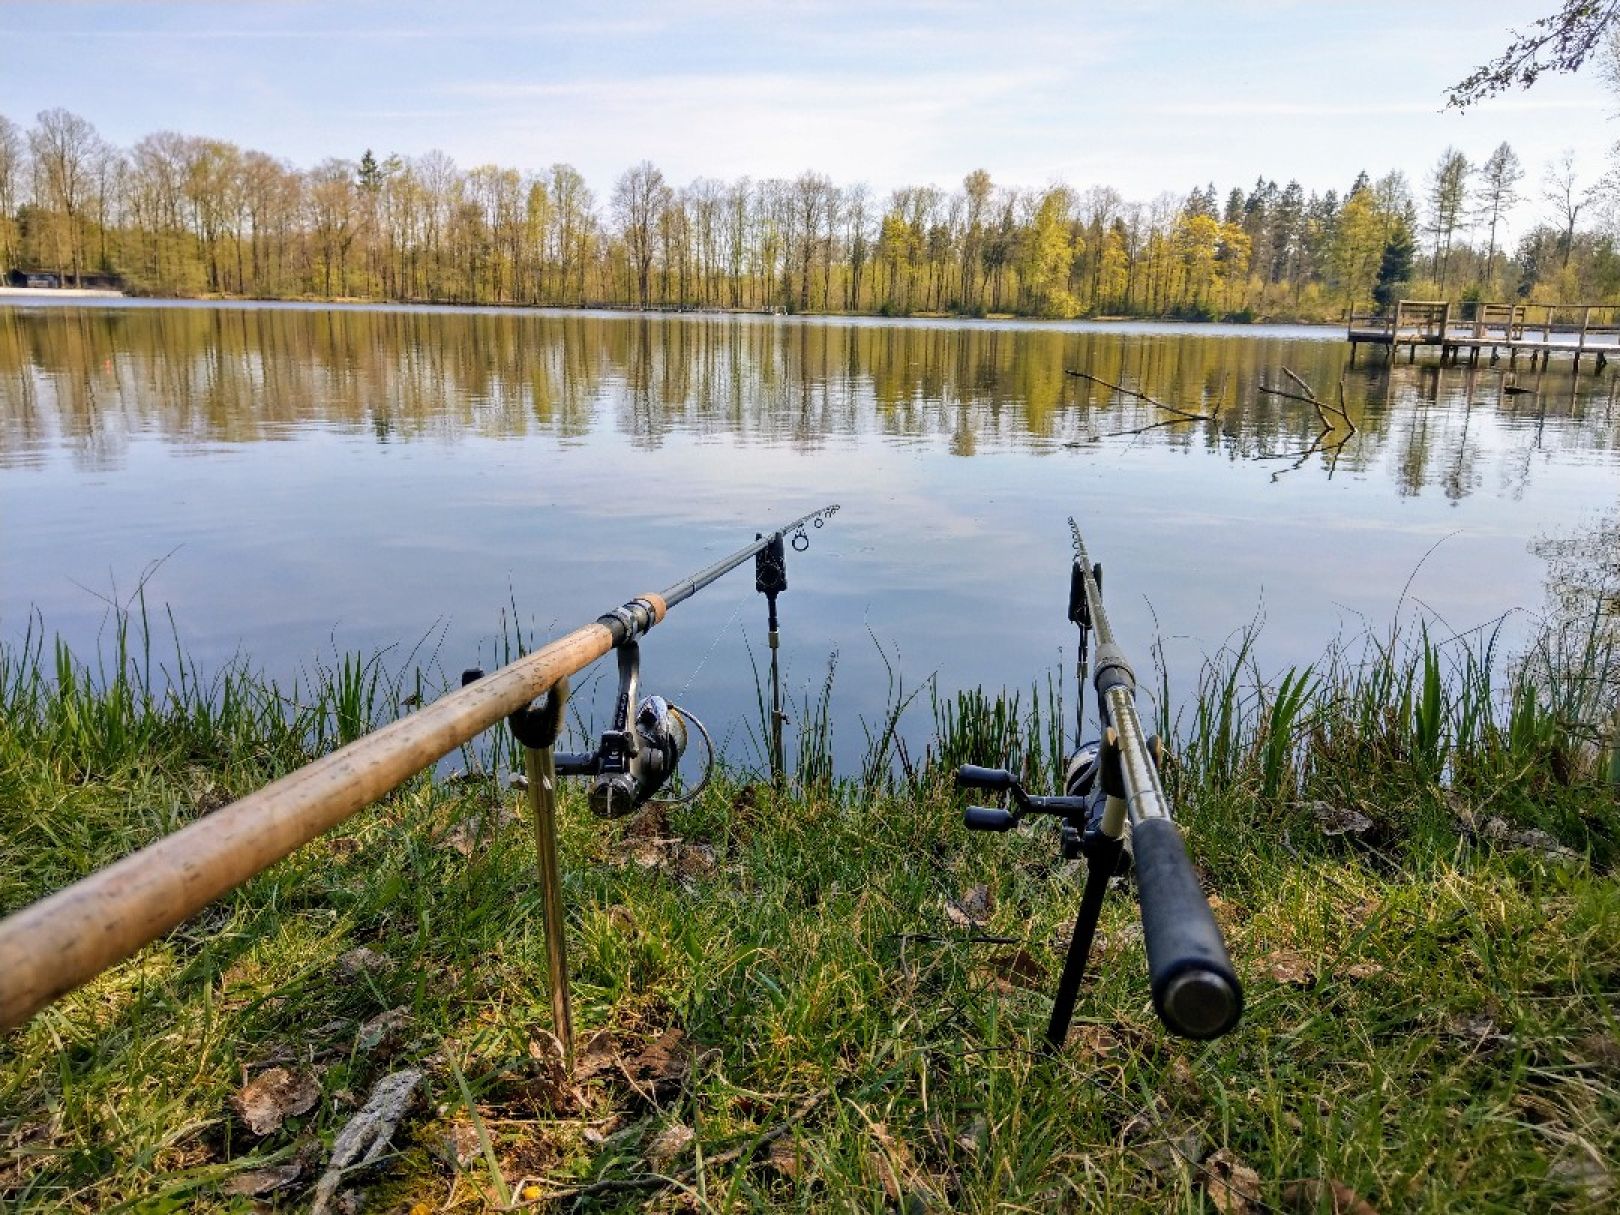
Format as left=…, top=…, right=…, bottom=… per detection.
left=1372, top=220, right=1415, bottom=311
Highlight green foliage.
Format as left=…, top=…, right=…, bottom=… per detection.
left=1, top=110, right=1603, bottom=320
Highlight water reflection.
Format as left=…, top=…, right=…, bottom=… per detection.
left=3, top=302, right=1617, bottom=773
left=4, top=304, right=1615, bottom=494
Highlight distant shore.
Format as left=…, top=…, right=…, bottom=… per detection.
left=0, top=288, right=1335, bottom=326
left=0, top=286, right=126, bottom=300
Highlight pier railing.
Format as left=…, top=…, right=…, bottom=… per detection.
left=1347, top=300, right=1620, bottom=368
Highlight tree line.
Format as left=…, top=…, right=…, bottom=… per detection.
left=2, top=108, right=1616, bottom=321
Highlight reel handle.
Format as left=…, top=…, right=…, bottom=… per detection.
left=964, top=805, right=1018, bottom=832
left=955, top=765, right=1019, bottom=792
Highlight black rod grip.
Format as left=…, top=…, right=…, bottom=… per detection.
left=1132, top=818, right=1243, bottom=1039
left=956, top=765, right=1016, bottom=792
left=964, top=805, right=1018, bottom=832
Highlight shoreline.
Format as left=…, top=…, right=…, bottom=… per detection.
left=0, top=286, right=127, bottom=300
left=0, top=289, right=1347, bottom=333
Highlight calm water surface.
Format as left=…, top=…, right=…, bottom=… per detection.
left=3, top=300, right=1617, bottom=771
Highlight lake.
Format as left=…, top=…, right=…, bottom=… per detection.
left=3, top=300, right=1617, bottom=774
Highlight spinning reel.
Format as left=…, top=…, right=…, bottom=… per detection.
left=505, top=641, right=713, bottom=818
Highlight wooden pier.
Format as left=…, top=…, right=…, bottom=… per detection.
left=1347, top=300, right=1620, bottom=371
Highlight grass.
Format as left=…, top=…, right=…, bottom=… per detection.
left=1, top=604, right=1617, bottom=1213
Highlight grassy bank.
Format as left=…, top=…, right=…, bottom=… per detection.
left=1, top=611, right=1617, bottom=1212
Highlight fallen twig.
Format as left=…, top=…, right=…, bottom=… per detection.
left=310, top=1068, right=422, bottom=1215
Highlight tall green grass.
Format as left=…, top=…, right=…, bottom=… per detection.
left=2, top=599, right=1618, bottom=1213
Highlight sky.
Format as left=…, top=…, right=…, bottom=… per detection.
left=1, top=0, right=1614, bottom=227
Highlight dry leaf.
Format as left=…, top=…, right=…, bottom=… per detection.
left=1202, top=1147, right=1262, bottom=1214
left=574, top=1029, right=620, bottom=1082
left=989, top=947, right=1046, bottom=991
left=675, top=842, right=717, bottom=878
left=1260, top=949, right=1316, bottom=987
left=232, top=1067, right=320, bottom=1137
left=356, top=1006, right=411, bottom=1054
left=1282, top=1178, right=1379, bottom=1213
left=627, top=840, right=667, bottom=869
left=221, top=1160, right=304, bottom=1197
left=646, top=1123, right=695, bottom=1167
left=944, top=884, right=994, bottom=927
left=522, top=1030, right=572, bottom=1103
left=440, top=1119, right=481, bottom=1168
left=1575, top=1032, right=1620, bottom=1069
left=1344, top=961, right=1385, bottom=981
left=869, top=1149, right=904, bottom=1202
left=337, top=947, right=394, bottom=978
left=1444, top=1014, right=1508, bottom=1047
left=442, top=815, right=487, bottom=856
left=766, top=1136, right=806, bottom=1179
left=1310, top=801, right=1374, bottom=838
left=954, top=1115, right=989, bottom=1155
left=581, top=1113, right=630, bottom=1146
left=1068, top=1025, right=1129, bottom=1060
left=1205, top=893, right=1247, bottom=929
left=624, top=1028, right=693, bottom=1099
left=1141, top=1131, right=1203, bottom=1178
left=624, top=802, right=670, bottom=839
left=868, top=1121, right=933, bottom=1205
left=1170, top=1055, right=1198, bottom=1092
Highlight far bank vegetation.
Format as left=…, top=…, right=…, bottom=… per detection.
left=2, top=109, right=1615, bottom=322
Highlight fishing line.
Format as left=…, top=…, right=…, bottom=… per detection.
left=677, top=600, right=745, bottom=700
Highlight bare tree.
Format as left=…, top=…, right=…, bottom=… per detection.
left=0, top=114, right=24, bottom=270
left=1543, top=148, right=1588, bottom=267
left=843, top=183, right=870, bottom=311
left=1474, top=142, right=1524, bottom=281
left=28, top=108, right=105, bottom=283
left=613, top=161, right=669, bottom=307
left=790, top=171, right=832, bottom=311
left=1425, top=147, right=1470, bottom=289
left=307, top=158, right=360, bottom=296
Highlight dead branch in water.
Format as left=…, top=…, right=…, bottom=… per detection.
left=1065, top=367, right=1212, bottom=440
left=1253, top=368, right=1359, bottom=481
left=1065, top=367, right=1210, bottom=422
left=1260, top=367, right=1357, bottom=434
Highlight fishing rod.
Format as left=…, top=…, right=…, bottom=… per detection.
left=0, top=505, right=840, bottom=1037
left=957, top=518, right=1242, bottom=1047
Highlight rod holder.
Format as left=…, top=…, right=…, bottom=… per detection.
left=514, top=677, right=575, bottom=1069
